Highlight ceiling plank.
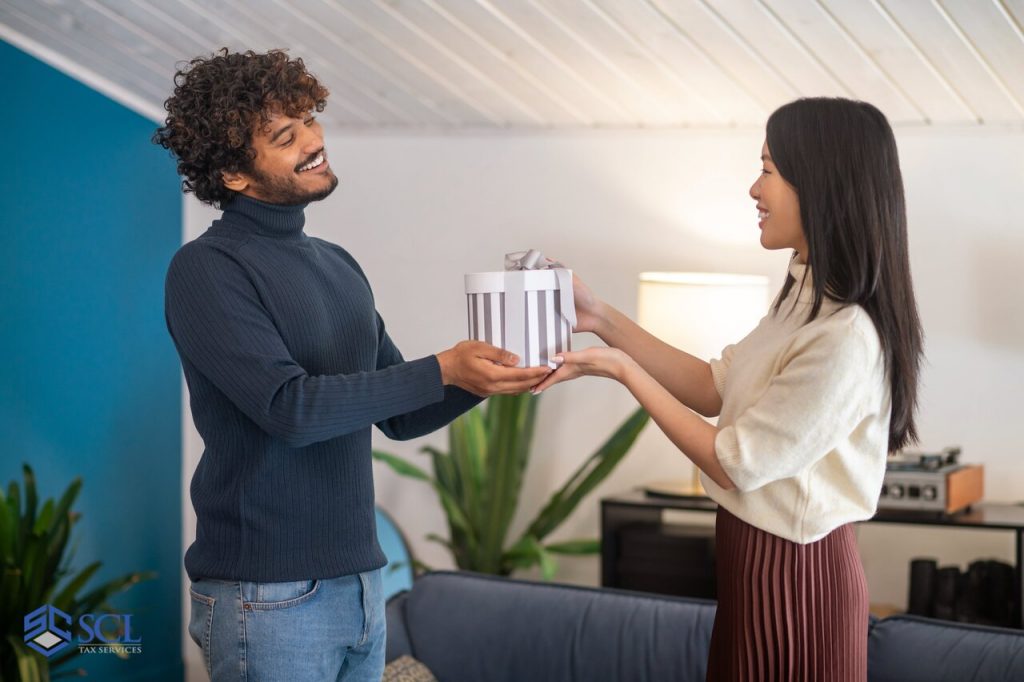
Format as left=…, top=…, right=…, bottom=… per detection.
left=590, top=0, right=770, bottom=125
left=3, top=0, right=1014, bottom=130
left=939, top=0, right=1024, bottom=116
left=6, top=0, right=174, bottom=90
left=761, top=0, right=925, bottom=123
left=0, top=14, right=163, bottom=122
left=1, top=2, right=169, bottom=103
left=286, top=0, right=498, bottom=126
left=110, top=0, right=381, bottom=126
left=322, top=0, right=508, bottom=126
left=708, top=0, right=851, bottom=101
left=880, top=0, right=1021, bottom=122
left=649, top=0, right=801, bottom=113
left=489, top=0, right=691, bottom=125
left=383, top=0, right=586, bottom=126
left=211, top=0, right=439, bottom=127
left=340, top=0, right=543, bottom=126
left=821, top=0, right=972, bottom=123
left=439, top=0, right=635, bottom=126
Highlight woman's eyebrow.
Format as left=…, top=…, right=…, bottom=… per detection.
left=760, top=154, right=772, bottom=162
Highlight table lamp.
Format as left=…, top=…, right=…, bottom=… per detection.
left=637, top=272, right=769, bottom=497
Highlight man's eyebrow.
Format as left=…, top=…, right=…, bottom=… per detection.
left=269, top=123, right=294, bottom=144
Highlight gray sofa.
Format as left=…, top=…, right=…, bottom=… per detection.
left=386, top=571, right=1024, bottom=681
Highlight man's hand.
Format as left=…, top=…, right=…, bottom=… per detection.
left=437, top=341, right=553, bottom=396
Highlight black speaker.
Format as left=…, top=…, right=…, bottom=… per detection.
left=907, top=558, right=937, bottom=616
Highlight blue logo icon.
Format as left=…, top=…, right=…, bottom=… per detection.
left=24, top=604, right=73, bottom=657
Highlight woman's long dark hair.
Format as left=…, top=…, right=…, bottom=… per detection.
left=767, top=97, right=923, bottom=453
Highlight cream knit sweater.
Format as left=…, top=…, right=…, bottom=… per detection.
left=701, top=254, right=891, bottom=544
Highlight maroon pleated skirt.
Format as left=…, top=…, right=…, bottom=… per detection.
left=705, top=506, right=869, bottom=682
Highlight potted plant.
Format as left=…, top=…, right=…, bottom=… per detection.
left=374, top=393, right=649, bottom=579
left=0, top=465, right=154, bottom=681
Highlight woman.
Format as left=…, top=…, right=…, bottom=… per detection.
left=532, top=97, right=924, bottom=681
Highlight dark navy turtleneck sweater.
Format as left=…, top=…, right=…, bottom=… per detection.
left=165, top=194, right=482, bottom=582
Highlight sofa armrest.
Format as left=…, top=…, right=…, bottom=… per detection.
left=385, top=590, right=413, bottom=662
left=868, top=614, right=1024, bottom=681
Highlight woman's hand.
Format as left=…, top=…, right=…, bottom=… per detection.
left=530, top=347, right=636, bottom=394
left=570, top=272, right=606, bottom=335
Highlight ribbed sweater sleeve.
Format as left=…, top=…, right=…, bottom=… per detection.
left=371, top=312, right=483, bottom=440
left=323, top=243, right=485, bottom=439
left=166, top=241, right=449, bottom=448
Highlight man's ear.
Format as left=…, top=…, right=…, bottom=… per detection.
left=221, top=170, right=250, bottom=192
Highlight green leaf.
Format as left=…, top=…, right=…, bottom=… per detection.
left=425, top=533, right=453, bottom=551
left=545, top=538, right=601, bottom=555
left=52, top=479, right=83, bottom=533
left=0, top=568, right=24, bottom=641
left=423, top=446, right=459, bottom=507
left=8, top=634, right=47, bottom=682
left=22, top=464, right=38, bottom=536
left=420, top=446, right=477, bottom=565
left=502, top=535, right=557, bottom=580
left=371, top=450, right=432, bottom=482
left=73, top=571, right=155, bottom=618
left=52, top=561, right=102, bottom=610
left=409, top=558, right=434, bottom=575
left=479, top=394, right=536, bottom=572
left=526, top=407, right=649, bottom=542
left=448, top=407, right=487, bottom=534
left=372, top=447, right=474, bottom=556
left=0, top=490, right=14, bottom=560
left=33, top=499, right=55, bottom=536
left=7, top=480, right=22, bottom=561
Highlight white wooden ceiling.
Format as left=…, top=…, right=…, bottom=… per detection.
left=3, top=0, right=1024, bottom=130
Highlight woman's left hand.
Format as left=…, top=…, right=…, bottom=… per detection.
left=530, top=347, right=635, bottom=394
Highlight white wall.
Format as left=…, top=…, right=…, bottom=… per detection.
left=181, top=127, right=1024, bottom=650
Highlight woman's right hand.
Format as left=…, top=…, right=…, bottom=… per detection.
left=571, top=272, right=606, bottom=335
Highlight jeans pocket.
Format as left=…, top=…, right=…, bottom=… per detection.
left=187, top=587, right=215, bottom=677
left=241, top=579, right=320, bottom=611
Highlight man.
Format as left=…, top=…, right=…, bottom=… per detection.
left=154, top=48, right=550, bottom=681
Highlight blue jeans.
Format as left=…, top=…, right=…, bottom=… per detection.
left=188, top=569, right=385, bottom=682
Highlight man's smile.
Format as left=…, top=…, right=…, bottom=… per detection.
left=297, top=150, right=328, bottom=174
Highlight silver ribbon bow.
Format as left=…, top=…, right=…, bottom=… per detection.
left=503, top=250, right=576, bottom=366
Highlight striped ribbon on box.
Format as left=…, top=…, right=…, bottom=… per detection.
left=464, top=250, right=576, bottom=368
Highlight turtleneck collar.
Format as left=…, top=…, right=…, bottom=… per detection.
left=786, top=251, right=846, bottom=307
left=787, top=252, right=815, bottom=303
left=220, top=193, right=308, bottom=241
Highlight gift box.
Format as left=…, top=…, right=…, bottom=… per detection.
left=465, top=250, right=576, bottom=368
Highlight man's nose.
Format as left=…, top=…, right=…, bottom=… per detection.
left=299, top=126, right=322, bottom=151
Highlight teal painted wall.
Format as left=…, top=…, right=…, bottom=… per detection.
left=0, top=40, right=183, bottom=681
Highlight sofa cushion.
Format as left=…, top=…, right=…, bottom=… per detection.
left=393, top=571, right=717, bottom=682
left=868, top=614, right=1024, bottom=681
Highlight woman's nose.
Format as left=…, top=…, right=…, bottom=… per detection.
left=749, top=179, right=760, bottom=200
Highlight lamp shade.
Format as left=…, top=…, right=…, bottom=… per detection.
left=637, top=272, right=770, bottom=363
left=635, top=272, right=770, bottom=495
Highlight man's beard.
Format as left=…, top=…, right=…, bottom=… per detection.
left=248, top=165, right=339, bottom=205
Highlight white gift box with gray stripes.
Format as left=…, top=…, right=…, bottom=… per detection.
left=464, top=270, right=573, bottom=368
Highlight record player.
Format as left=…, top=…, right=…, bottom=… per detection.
left=879, top=446, right=983, bottom=514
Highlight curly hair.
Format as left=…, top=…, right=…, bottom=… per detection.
left=152, top=48, right=329, bottom=207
